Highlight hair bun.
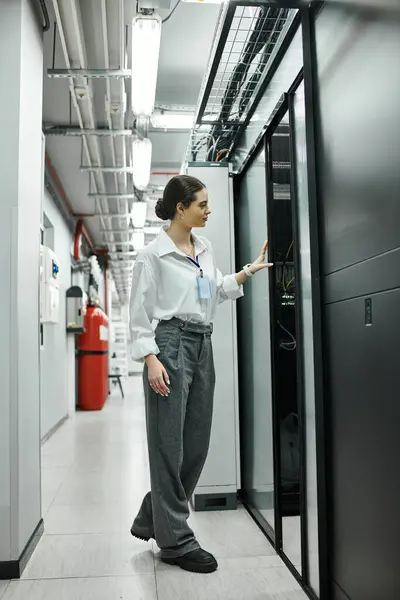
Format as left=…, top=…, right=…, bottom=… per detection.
left=155, top=198, right=170, bottom=221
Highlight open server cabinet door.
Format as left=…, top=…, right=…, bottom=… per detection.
left=235, top=76, right=325, bottom=599
left=265, top=96, right=306, bottom=580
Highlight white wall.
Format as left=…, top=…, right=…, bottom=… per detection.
left=41, top=189, right=74, bottom=438
left=0, top=0, right=44, bottom=561
left=189, top=166, right=240, bottom=495
left=16, top=0, right=44, bottom=553
left=0, top=0, right=21, bottom=563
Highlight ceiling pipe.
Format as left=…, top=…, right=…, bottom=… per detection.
left=104, top=256, right=109, bottom=316
left=74, top=220, right=84, bottom=260
left=73, top=220, right=98, bottom=259
left=152, top=171, right=180, bottom=175
left=118, top=0, right=129, bottom=197
left=52, top=0, right=125, bottom=301
left=44, top=127, right=134, bottom=136
left=36, top=0, right=50, bottom=31
left=73, top=213, right=98, bottom=218
left=100, top=0, right=124, bottom=215
left=101, top=0, right=132, bottom=256
left=100, top=0, right=132, bottom=297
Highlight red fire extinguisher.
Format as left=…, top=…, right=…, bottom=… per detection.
left=78, top=305, right=109, bottom=411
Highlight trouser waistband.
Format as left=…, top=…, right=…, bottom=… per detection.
left=158, top=317, right=213, bottom=335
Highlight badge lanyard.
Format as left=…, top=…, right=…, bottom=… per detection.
left=186, top=255, right=202, bottom=276
left=186, top=255, right=212, bottom=300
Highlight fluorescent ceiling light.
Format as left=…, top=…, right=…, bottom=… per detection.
left=131, top=16, right=162, bottom=117
left=151, top=112, right=195, bottom=130
left=132, top=138, right=152, bottom=191
left=131, top=201, right=147, bottom=228
left=132, top=230, right=145, bottom=250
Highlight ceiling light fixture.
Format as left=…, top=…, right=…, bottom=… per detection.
left=132, top=230, right=145, bottom=250
left=151, top=111, right=195, bottom=130
left=132, top=138, right=152, bottom=191
left=131, top=201, right=147, bottom=228
left=131, top=15, right=162, bottom=117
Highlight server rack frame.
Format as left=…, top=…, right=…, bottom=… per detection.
left=233, top=5, right=329, bottom=597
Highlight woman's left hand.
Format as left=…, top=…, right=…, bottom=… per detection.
left=249, top=240, right=274, bottom=274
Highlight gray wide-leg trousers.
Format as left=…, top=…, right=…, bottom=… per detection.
left=132, top=318, right=215, bottom=559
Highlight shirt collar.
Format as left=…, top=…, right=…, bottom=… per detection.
left=157, top=225, right=207, bottom=258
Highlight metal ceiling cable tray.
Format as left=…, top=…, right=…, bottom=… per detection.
left=185, top=1, right=300, bottom=164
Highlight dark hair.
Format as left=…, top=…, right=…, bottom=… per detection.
left=155, top=175, right=205, bottom=221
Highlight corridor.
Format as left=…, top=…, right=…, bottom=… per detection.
left=0, top=378, right=306, bottom=600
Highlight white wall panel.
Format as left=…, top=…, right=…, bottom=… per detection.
left=41, top=189, right=74, bottom=437
left=189, top=165, right=240, bottom=496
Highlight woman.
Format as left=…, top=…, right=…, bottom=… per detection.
left=129, top=174, right=272, bottom=574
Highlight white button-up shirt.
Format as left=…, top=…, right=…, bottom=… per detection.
left=129, top=226, right=243, bottom=361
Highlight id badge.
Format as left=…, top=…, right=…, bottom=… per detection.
left=197, top=274, right=212, bottom=300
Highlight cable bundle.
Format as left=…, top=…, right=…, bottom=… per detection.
left=194, top=7, right=290, bottom=163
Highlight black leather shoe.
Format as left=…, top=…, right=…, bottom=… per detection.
left=161, top=548, right=218, bottom=574
left=130, top=525, right=153, bottom=542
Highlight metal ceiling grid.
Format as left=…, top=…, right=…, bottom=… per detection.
left=185, top=2, right=298, bottom=165
left=48, top=0, right=135, bottom=304
left=204, top=7, right=290, bottom=122
left=43, top=0, right=225, bottom=305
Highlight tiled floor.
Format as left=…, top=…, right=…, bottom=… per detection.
left=1, top=378, right=308, bottom=600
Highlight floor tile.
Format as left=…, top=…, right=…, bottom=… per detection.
left=0, top=582, right=9, bottom=600
left=41, top=468, right=70, bottom=495
left=40, top=451, right=76, bottom=469
left=41, top=434, right=75, bottom=456
left=156, top=567, right=302, bottom=600
left=24, top=376, right=307, bottom=600
left=187, top=509, right=276, bottom=558
left=155, top=554, right=283, bottom=572
left=69, top=443, right=149, bottom=472
left=270, top=593, right=307, bottom=600
left=52, top=467, right=149, bottom=506
left=41, top=468, right=71, bottom=516
left=3, top=575, right=157, bottom=600
left=41, top=493, right=56, bottom=518
left=43, top=502, right=138, bottom=535
left=70, top=418, right=147, bottom=446
left=22, top=533, right=154, bottom=579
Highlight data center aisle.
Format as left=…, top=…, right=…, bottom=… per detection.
left=0, top=378, right=307, bottom=600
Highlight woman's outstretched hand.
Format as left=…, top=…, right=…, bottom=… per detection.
left=249, top=240, right=273, bottom=274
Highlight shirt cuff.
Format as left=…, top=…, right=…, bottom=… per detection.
left=223, top=274, right=244, bottom=300
left=130, top=336, right=160, bottom=362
